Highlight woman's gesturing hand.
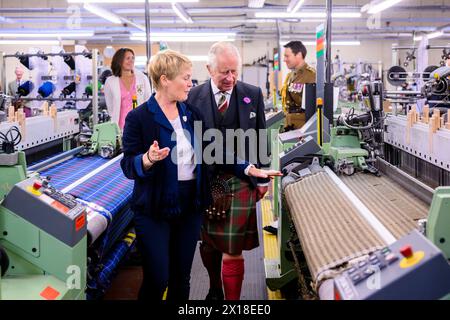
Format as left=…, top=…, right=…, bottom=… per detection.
left=143, top=140, right=170, bottom=168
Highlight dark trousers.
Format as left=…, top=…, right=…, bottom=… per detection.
left=134, top=180, right=202, bottom=301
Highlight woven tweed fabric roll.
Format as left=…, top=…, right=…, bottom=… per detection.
left=284, top=172, right=385, bottom=288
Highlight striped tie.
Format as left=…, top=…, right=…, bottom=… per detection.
left=218, top=92, right=228, bottom=114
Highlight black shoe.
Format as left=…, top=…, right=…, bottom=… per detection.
left=263, top=225, right=277, bottom=235
left=205, top=288, right=224, bottom=301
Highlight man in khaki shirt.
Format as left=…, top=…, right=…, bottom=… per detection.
left=282, top=41, right=316, bottom=129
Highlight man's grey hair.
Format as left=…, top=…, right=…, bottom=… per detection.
left=207, top=42, right=242, bottom=72
left=15, top=66, right=24, bottom=74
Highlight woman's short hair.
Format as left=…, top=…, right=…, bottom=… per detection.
left=148, top=49, right=192, bottom=90
left=111, top=48, right=135, bottom=77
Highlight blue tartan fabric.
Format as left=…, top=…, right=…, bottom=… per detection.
left=41, top=156, right=133, bottom=216
left=68, top=160, right=133, bottom=216
left=40, top=156, right=110, bottom=190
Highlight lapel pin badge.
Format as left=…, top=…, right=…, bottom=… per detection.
left=182, top=115, right=187, bottom=122
left=243, top=97, right=251, bottom=104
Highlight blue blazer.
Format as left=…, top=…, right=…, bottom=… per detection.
left=121, top=94, right=249, bottom=218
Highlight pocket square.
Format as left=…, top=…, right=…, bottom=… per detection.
left=249, top=112, right=256, bottom=119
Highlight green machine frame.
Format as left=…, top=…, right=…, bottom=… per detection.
left=265, top=133, right=298, bottom=291
left=427, top=187, right=450, bottom=260
left=0, top=152, right=87, bottom=300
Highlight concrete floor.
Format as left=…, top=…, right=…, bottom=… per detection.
left=103, top=203, right=267, bottom=300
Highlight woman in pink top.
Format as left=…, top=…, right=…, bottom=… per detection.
left=104, top=48, right=152, bottom=130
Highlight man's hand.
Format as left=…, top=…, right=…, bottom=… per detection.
left=248, top=167, right=283, bottom=179
left=256, top=186, right=269, bottom=202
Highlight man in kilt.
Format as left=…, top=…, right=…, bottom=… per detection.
left=186, top=42, right=271, bottom=300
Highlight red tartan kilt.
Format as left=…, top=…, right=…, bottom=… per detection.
left=201, top=176, right=259, bottom=255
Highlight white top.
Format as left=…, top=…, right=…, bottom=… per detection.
left=169, top=116, right=196, bottom=181
left=210, top=80, right=233, bottom=109
left=104, top=70, right=152, bottom=125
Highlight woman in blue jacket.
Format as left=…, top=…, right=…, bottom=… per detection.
left=121, top=49, right=280, bottom=301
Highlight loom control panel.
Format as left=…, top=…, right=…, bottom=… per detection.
left=42, top=186, right=78, bottom=210
left=279, top=135, right=321, bottom=169
left=2, top=177, right=86, bottom=247
left=334, top=230, right=450, bottom=300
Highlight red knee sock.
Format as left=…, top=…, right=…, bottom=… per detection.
left=222, top=258, right=244, bottom=300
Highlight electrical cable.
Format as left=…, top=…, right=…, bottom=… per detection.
left=0, top=126, right=22, bottom=154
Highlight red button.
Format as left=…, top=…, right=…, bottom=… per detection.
left=400, top=245, right=413, bottom=258
left=33, top=181, right=42, bottom=190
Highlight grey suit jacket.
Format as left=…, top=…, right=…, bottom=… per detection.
left=8, top=80, right=20, bottom=96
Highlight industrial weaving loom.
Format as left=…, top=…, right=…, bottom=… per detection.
left=283, top=167, right=431, bottom=297
left=0, top=120, right=136, bottom=300
left=265, top=73, right=450, bottom=300
left=37, top=153, right=135, bottom=298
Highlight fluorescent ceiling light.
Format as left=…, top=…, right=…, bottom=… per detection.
left=171, top=3, right=193, bottom=24
left=84, top=3, right=122, bottom=24
left=68, top=0, right=198, bottom=3
left=414, top=30, right=444, bottom=41
left=248, top=0, right=265, bottom=8
left=287, top=0, right=305, bottom=13
left=0, top=40, right=61, bottom=45
left=254, top=11, right=361, bottom=18
left=0, top=16, right=15, bottom=23
left=366, top=0, right=403, bottom=14
left=0, top=32, right=94, bottom=38
left=426, top=31, right=444, bottom=39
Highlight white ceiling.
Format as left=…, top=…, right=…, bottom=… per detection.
left=0, top=0, right=449, bottom=43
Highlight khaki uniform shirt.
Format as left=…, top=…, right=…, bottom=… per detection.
left=282, top=63, right=316, bottom=113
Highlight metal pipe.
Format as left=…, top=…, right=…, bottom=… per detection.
left=1, top=5, right=449, bottom=14
left=27, top=146, right=84, bottom=172
left=145, top=0, right=152, bottom=67
left=392, top=46, right=418, bottom=51
left=426, top=45, right=450, bottom=50
left=385, top=90, right=423, bottom=95
left=325, top=0, right=332, bottom=83
left=16, top=97, right=93, bottom=102
left=0, top=52, right=5, bottom=97
left=3, top=52, right=93, bottom=58
left=120, top=16, right=145, bottom=32
left=92, top=49, right=99, bottom=127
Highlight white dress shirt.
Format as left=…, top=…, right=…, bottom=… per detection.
left=210, top=80, right=233, bottom=109
left=169, top=116, right=196, bottom=181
